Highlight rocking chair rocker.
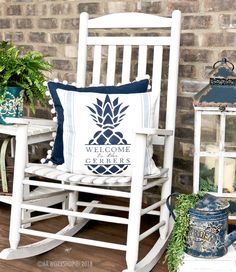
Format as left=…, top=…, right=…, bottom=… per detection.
left=0, top=10, right=181, bottom=272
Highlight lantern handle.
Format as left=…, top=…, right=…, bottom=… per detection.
left=213, top=58, right=234, bottom=71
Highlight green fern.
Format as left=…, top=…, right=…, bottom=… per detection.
left=199, top=164, right=217, bottom=192
left=0, top=41, right=52, bottom=112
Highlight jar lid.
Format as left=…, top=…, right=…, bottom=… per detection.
left=195, top=193, right=230, bottom=212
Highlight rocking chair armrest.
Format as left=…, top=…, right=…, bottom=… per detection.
left=4, top=117, right=56, bottom=127
left=2, top=118, right=56, bottom=143
left=134, top=128, right=173, bottom=136
left=4, top=117, right=30, bottom=125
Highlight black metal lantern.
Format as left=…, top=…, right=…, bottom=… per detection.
left=193, top=58, right=236, bottom=110
left=193, top=58, right=236, bottom=196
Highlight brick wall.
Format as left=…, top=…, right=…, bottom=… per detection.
left=1, top=0, right=236, bottom=193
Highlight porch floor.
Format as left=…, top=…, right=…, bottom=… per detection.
left=0, top=200, right=168, bottom=272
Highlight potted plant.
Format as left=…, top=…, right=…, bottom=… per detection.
left=0, top=40, right=52, bottom=118
left=166, top=192, right=206, bottom=272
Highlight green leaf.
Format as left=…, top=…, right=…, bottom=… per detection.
left=166, top=192, right=206, bottom=272
left=0, top=40, right=52, bottom=112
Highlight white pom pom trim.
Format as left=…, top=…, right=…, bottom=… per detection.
left=51, top=108, right=56, bottom=114
left=45, top=90, right=50, bottom=96
left=135, top=74, right=150, bottom=81
left=52, top=132, right=56, bottom=138
left=47, top=161, right=53, bottom=166
left=43, top=81, right=47, bottom=86
left=63, top=80, right=68, bottom=85
left=89, top=83, right=104, bottom=87
left=46, top=154, right=51, bottom=159
left=47, top=150, right=52, bottom=155
left=49, top=141, right=54, bottom=147
left=53, top=117, right=57, bottom=122
left=54, top=78, right=59, bottom=82
left=40, top=158, right=46, bottom=164
left=48, top=99, right=53, bottom=105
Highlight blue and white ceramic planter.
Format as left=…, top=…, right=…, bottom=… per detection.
left=0, top=86, right=23, bottom=124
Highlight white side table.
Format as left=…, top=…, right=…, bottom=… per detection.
left=0, top=117, right=68, bottom=226
left=0, top=117, right=56, bottom=204
left=179, top=244, right=236, bottom=272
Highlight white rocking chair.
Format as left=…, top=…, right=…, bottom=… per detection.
left=0, top=11, right=181, bottom=272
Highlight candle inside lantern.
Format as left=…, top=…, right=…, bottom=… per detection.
left=205, top=145, right=235, bottom=192
left=215, top=158, right=235, bottom=193
left=205, top=145, right=219, bottom=169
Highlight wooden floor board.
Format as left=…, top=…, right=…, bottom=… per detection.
left=0, top=202, right=168, bottom=272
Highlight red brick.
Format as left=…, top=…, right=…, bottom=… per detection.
left=139, top=1, right=162, bottom=14
left=181, top=33, right=195, bottom=46
left=174, top=156, right=194, bottom=172
left=203, top=33, right=236, bottom=47
left=50, top=3, right=73, bottom=15
left=0, top=19, right=11, bottom=28
left=178, top=111, right=195, bottom=127
left=16, top=18, right=33, bottom=29
left=38, top=18, right=58, bottom=29
left=16, top=44, right=34, bottom=54
left=181, top=49, right=213, bottom=63
left=176, top=140, right=194, bottom=158
left=181, top=80, right=208, bottom=93
left=24, top=4, right=48, bottom=16
left=175, top=172, right=193, bottom=194
left=51, top=59, right=73, bottom=71
left=51, top=33, right=72, bottom=44
left=78, top=2, right=101, bottom=14
left=5, top=31, right=24, bottom=42
left=168, top=1, right=199, bottom=13
left=220, top=50, right=236, bottom=63
left=177, top=96, right=194, bottom=110
left=7, top=5, right=22, bottom=15
left=204, top=0, right=236, bottom=12
left=105, top=1, right=136, bottom=13
left=219, top=14, right=236, bottom=29
left=25, top=4, right=37, bottom=16
left=28, top=32, right=47, bottom=43
left=179, top=65, right=197, bottom=78
left=63, top=72, right=77, bottom=83
left=38, top=45, right=57, bottom=57
left=61, top=18, right=79, bottom=30
left=182, top=15, right=212, bottom=30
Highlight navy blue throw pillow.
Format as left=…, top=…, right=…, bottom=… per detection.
left=46, top=79, right=149, bottom=165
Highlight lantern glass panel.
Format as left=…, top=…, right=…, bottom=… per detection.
left=200, top=114, right=220, bottom=151
left=199, top=157, right=218, bottom=192
left=215, top=157, right=236, bottom=193
left=199, top=157, right=236, bottom=193
left=225, top=115, right=236, bottom=152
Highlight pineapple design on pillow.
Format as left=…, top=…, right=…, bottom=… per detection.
left=86, top=95, right=131, bottom=175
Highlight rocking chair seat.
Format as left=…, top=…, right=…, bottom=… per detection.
left=25, top=163, right=168, bottom=187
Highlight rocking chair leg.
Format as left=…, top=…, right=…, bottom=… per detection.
left=21, top=180, right=32, bottom=229
left=159, top=135, right=175, bottom=239
left=159, top=180, right=171, bottom=239
left=125, top=134, right=146, bottom=272
left=9, top=124, right=28, bottom=249
left=68, top=191, right=78, bottom=226
left=9, top=186, right=23, bottom=249
left=125, top=194, right=142, bottom=272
